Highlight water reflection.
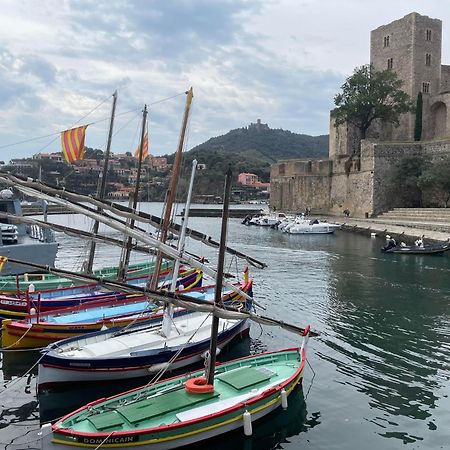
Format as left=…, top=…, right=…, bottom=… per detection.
left=2, top=209, right=450, bottom=448
left=1, top=350, right=40, bottom=381
left=183, top=386, right=315, bottom=450
left=320, top=232, right=450, bottom=444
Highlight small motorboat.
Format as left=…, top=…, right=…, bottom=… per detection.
left=286, top=217, right=341, bottom=234
left=381, top=241, right=450, bottom=254
left=242, top=211, right=288, bottom=227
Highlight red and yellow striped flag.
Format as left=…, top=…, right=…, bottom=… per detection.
left=134, top=133, right=149, bottom=160
left=61, top=125, right=88, bottom=163
left=0, top=256, right=8, bottom=272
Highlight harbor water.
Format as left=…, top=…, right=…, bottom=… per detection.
left=1, top=203, right=450, bottom=449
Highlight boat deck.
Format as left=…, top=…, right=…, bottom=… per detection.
left=54, top=312, right=235, bottom=358
left=59, top=350, right=301, bottom=433
left=46, top=300, right=154, bottom=324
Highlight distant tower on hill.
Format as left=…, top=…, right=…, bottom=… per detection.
left=249, top=119, right=269, bottom=131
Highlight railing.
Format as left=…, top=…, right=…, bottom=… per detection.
left=28, top=225, right=54, bottom=242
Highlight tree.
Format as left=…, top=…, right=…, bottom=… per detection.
left=333, top=64, right=414, bottom=142
left=385, top=156, right=425, bottom=207
left=84, top=148, right=104, bottom=160
left=418, top=156, right=450, bottom=206
left=414, top=92, right=423, bottom=141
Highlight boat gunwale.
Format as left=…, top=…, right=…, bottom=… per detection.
left=39, top=316, right=250, bottom=369
left=0, top=268, right=202, bottom=321
left=52, top=347, right=304, bottom=440
left=37, top=279, right=251, bottom=353
left=5, top=268, right=204, bottom=327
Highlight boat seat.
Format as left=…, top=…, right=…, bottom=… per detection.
left=217, top=366, right=274, bottom=390
left=117, top=389, right=219, bottom=424
left=88, top=411, right=126, bottom=431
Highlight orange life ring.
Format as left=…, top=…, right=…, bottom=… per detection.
left=185, top=377, right=214, bottom=394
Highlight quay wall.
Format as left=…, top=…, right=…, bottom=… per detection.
left=270, top=159, right=332, bottom=213
left=270, top=139, right=450, bottom=218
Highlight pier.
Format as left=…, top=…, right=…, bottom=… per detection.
left=180, top=207, right=263, bottom=218
left=326, top=208, right=450, bottom=243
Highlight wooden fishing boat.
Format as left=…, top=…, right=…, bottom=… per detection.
left=0, top=266, right=201, bottom=319
left=37, top=275, right=253, bottom=389
left=41, top=343, right=308, bottom=449
left=381, top=242, right=450, bottom=254
left=0, top=259, right=171, bottom=293
left=2, top=276, right=249, bottom=349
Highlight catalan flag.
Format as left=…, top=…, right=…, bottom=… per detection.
left=61, top=125, right=88, bottom=163
left=134, top=133, right=149, bottom=161
left=0, top=256, right=8, bottom=272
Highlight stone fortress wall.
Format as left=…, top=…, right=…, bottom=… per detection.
left=271, top=12, right=450, bottom=217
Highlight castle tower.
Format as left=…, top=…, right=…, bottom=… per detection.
left=370, top=12, right=442, bottom=140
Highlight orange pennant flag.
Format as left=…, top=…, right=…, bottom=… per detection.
left=0, top=256, right=8, bottom=272
left=61, top=125, right=88, bottom=163
left=134, top=133, right=149, bottom=160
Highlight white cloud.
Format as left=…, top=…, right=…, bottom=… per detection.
left=0, top=0, right=449, bottom=162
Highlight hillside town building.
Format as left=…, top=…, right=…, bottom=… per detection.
left=271, top=12, right=450, bottom=217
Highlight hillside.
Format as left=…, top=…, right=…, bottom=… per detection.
left=169, top=121, right=329, bottom=198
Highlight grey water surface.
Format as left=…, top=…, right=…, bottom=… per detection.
left=1, top=203, right=450, bottom=449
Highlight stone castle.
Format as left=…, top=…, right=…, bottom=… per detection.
left=271, top=12, right=450, bottom=217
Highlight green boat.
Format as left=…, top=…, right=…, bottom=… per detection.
left=41, top=339, right=309, bottom=449
left=0, top=260, right=172, bottom=293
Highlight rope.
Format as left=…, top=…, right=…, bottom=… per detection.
left=304, top=358, right=316, bottom=400
left=0, top=351, right=46, bottom=395
left=144, top=312, right=212, bottom=388
left=4, top=425, right=48, bottom=450
left=0, top=325, right=33, bottom=350
left=0, top=91, right=185, bottom=152
left=0, top=346, right=46, bottom=352
left=94, top=431, right=115, bottom=450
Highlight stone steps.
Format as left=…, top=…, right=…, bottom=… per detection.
left=373, top=208, right=450, bottom=233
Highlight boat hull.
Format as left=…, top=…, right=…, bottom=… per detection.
left=287, top=224, right=340, bottom=234
left=44, top=347, right=305, bottom=449
left=381, top=243, right=450, bottom=254
left=38, top=319, right=250, bottom=390
left=0, top=268, right=201, bottom=319
left=0, top=241, right=58, bottom=276
left=0, top=260, right=172, bottom=293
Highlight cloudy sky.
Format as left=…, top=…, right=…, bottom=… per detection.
left=0, top=0, right=449, bottom=162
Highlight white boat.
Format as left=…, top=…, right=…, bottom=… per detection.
left=244, top=211, right=288, bottom=227
left=38, top=306, right=251, bottom=389
left=0, top=189, right=58, bottom=275
left=286, top=217, right=341, bottom=234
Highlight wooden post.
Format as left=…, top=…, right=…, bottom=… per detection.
left=206, top=167, right=232, bottom=385
left=86, top=90, right=118, bottom=273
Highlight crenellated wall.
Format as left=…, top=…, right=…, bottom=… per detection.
left=270, top=159, right=332, bottom=213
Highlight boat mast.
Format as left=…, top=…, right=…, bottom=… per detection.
left=206, top=167, right=232, bottom=385
left=150, top=87, right=193, bottom=289
left=161, top=158, right=197, bottom=337
left=117, top=105, right=148, bottom=281
left=85, top=90, right=118, bottom=274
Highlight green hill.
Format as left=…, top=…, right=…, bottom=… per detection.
left=168, top=122, right=329, bottom=198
